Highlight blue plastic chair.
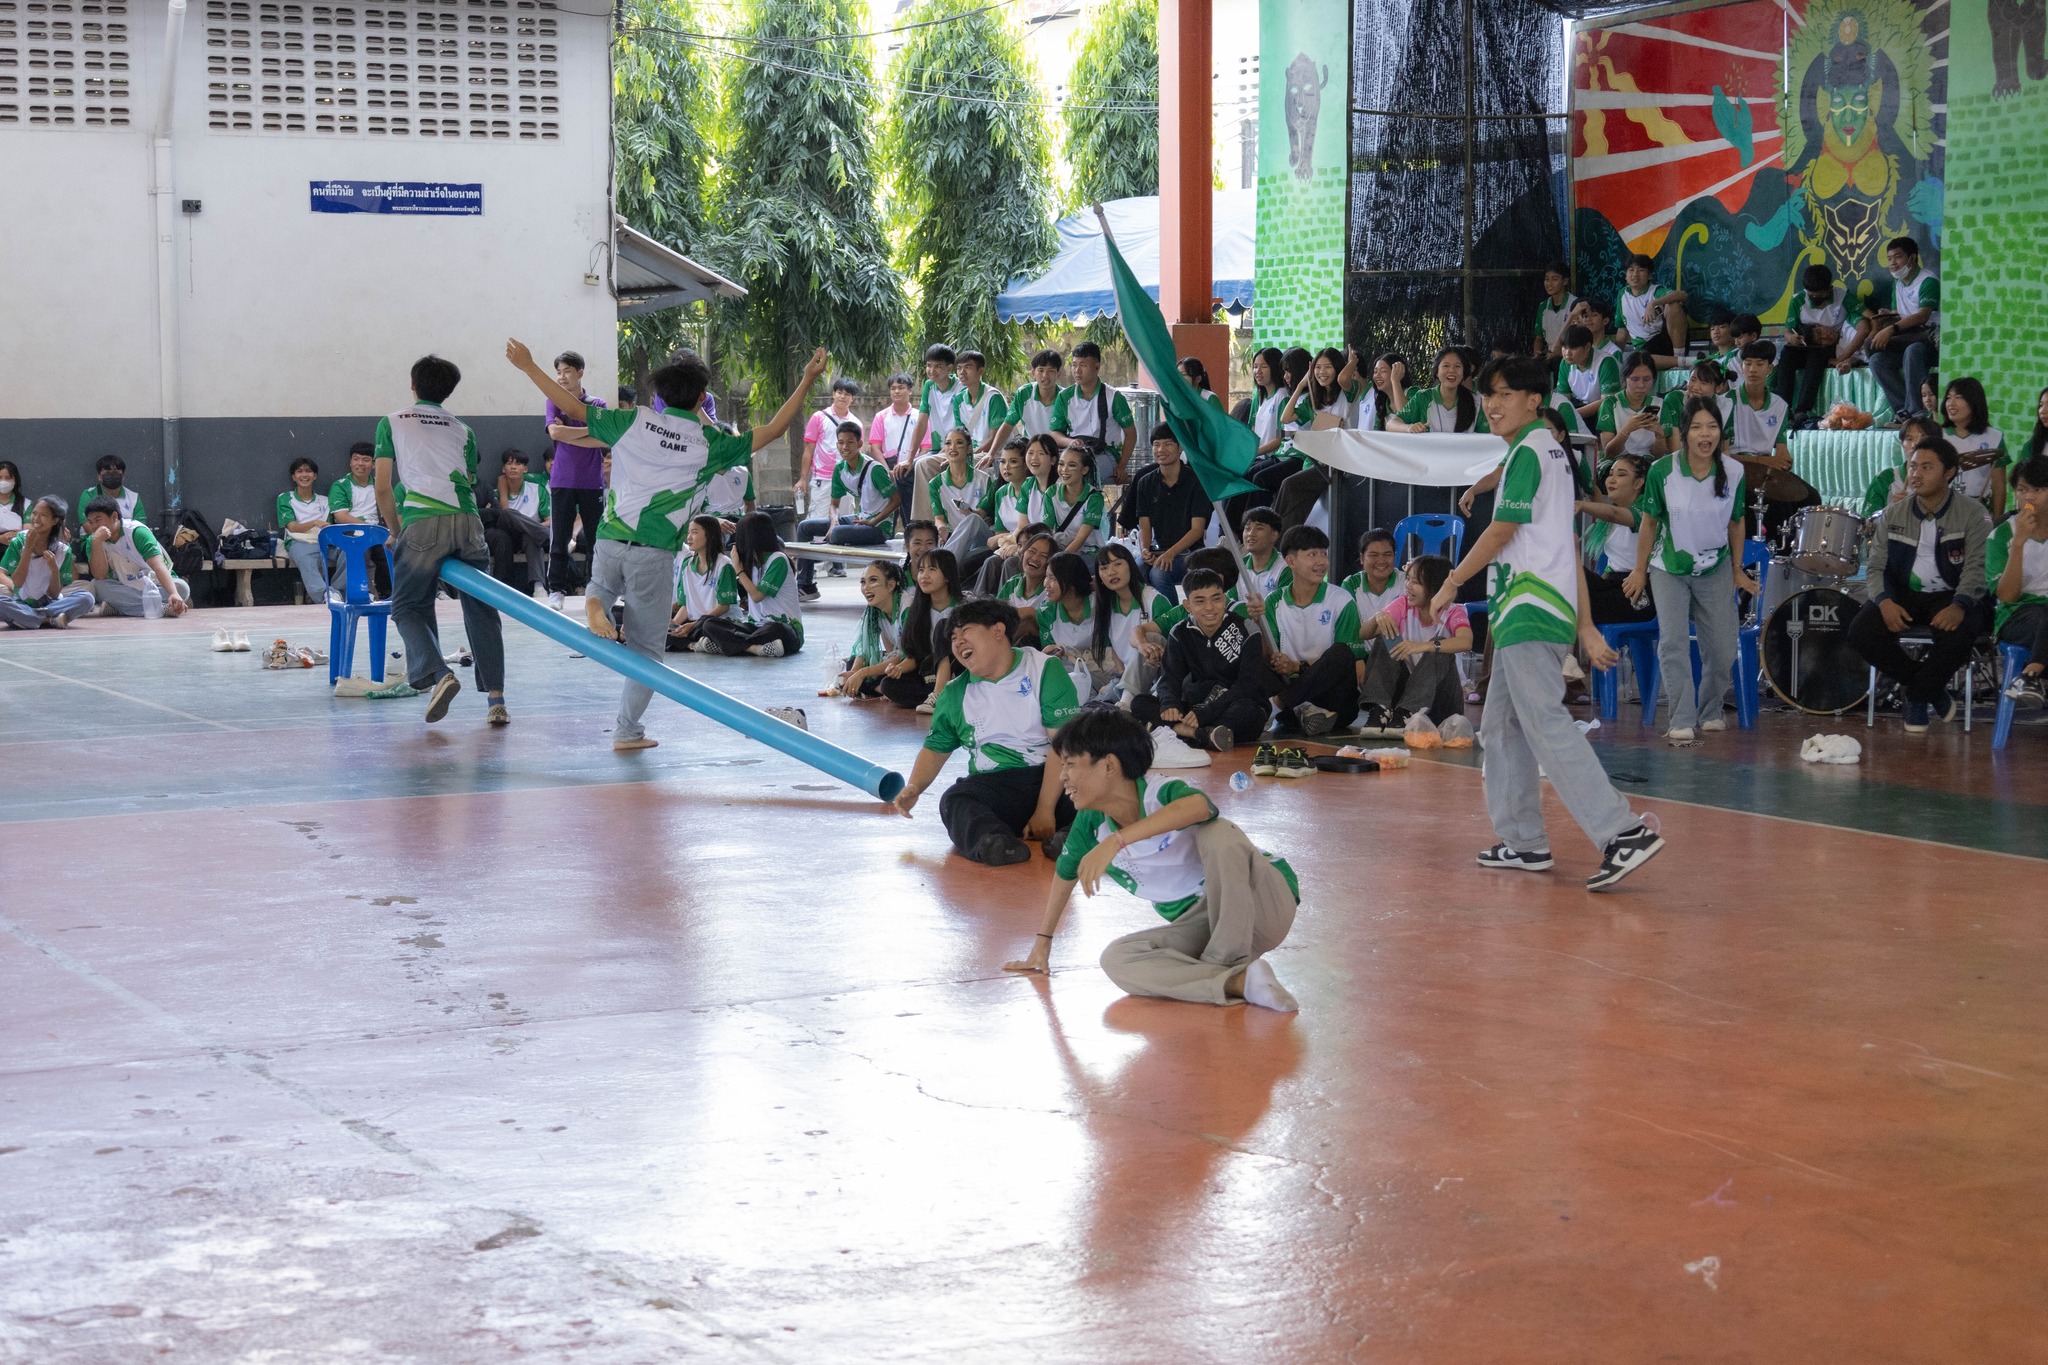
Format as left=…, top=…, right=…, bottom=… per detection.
left=1595, top=620, right=1661, bottom=723
left=1993, top=642, right=2031, bottom=751
left=1594, top=542, right=1767, bottom=728
left=318, top=523, right=392, bottom=686
left=1391, top=513, right=1464, bottom=564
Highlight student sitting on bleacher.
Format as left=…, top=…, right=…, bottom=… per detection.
left=797, top=420, right=899, bottom=601
left=1993, top=454, right=2048, bottom=709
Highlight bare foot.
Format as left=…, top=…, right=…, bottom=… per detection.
left=584, top=596, right=620, bottom=642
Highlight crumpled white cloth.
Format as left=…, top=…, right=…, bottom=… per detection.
left=1799, top=733, right=1862, bottom=764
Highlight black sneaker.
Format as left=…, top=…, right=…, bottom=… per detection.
left=1041, top=826, right=1070, bottom=861
left=1295, top=702, right=1337, bottom=736
left=1274, top=748, right=1314, bottom=779
left=1476, top=844, right=1554, bottom=872
left=1360, top=703, right=1391, bottom=737
left=1251, top=744, right=1279, bottom=776
left=1197, top=724, right=1235, bottom=752
left=972, top=831, right=1032, bottom=867
left=2006, top=673, right=2048, bottom=709
left=1587, top=822, right=1666, bottom=892
left=1935, top=690, right=1959, bottom=724
left=1388, top=706, right=1414, bottom=733
left=798, top=584, right=822, bottom=603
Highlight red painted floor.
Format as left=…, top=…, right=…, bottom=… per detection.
left=3, top=603, right=2045, bottom=1362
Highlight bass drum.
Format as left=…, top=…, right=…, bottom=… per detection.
left=1763, top=588, right=1870, bottom=715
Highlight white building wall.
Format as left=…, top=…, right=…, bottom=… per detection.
left=0, top=0, right=616, bottom=523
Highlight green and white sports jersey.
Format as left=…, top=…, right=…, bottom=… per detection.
left=91, top=518, right=165, bottom=585
left=1862, top=464, right=1907, bottom=518
left=1050, top=382, right=1135, bottom=446
left=0, top=535, right=75, bottom=602
left=850, top=590, right=907, bottom=665
left=1710, top=347, right=1744, bottom=381
left=1054, top=777, right=1300, bottom=921
left=1617, top=285, right=1670, bottom=344
left=981, top=480, right=1042, bottom=534
left=1038, top=597, right=1094, bottom=654
left=1293, top=391, right=1356, bottom=429
left=1727, top=388, right=1789, bottom=455
left=1635, top=453, right=1747, bottom=576
left=1596, top=394, right=1661, bottom=457
left=276, top=489, right=330, bottom=543
left=951, top=382, right=1008, bottom=445
left=1339, top=570, right=1403, bottom=622
left=1008, top=381, right=1062, bottom=438
left=1878, top=269, right=1940, bottom=331
left=502, top=472, right=552, bottom=522
left=585, top=405, right=754, bottom=553
left=928, top=462, right=993, bottom=528
left=1557, top=343, right=1622, bottom=407
left=674, top=552, right=739, bottom=618
left=1103, top=586, right=1183, bottom=661
left=1659, top=389, right=1734, bottom=437
left=1395, top=387, right=1488, bottom=433
left=698, top=464, right=753, bottom=518
left=1986, top=520, right=2048, bottom=634
left=79, top=485, right=143, bottom=526
left=996, top=573, right=1050, bottom=613
left=830, top=456, right=895, bottom=521
left=1950, top=428, right=2006, bottom=502
left=375, top=401, right=479, bottom=526
left=1535, top=293, right=1579, bottom=350
left=1041, top=483, right=1104, bottom=550
left=328, top=476, right=382, bottom=524
left=1582, top=510, right=1641, bottom=575
left=920, top=378, right=964, bottom=439
left=1242, top=550, right=1287, bottom=602
left=1250, top=388, right=1291, bottom=445
left=1487, top=421, right=1582, bottom=648
left=1264, top=579, right=1363, bottom=661
left=922, top=645, right=1081, bottom=774
left=742, top=550, right=804, bottom=643
left=1548, top=395, right=1585, bottom=435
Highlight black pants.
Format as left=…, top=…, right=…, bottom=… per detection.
left=937, top=764, right=1075, bottom=856
left=1273, top=464, right=1330, bottom=531
left=880, top=670, right=934, bottom=708
left=1274, top=643, right=1360, bottom=729
left=485, top=510, right=550, bottom=592
left=1848, top=590, right=1984, bottom=705
left=695, top=615, right=803, bottom=657
left=1587, top=569, right=1655, bottom=626
left=1358, top=640, right=1464, bottom=720
left=548, top=487, right=604, bottom=594
left=2000, top=602, right=2048, bottom=667
left=1130, top=689, right=1271, bottom=742
left=1772, top=341, right=1835, bottom=417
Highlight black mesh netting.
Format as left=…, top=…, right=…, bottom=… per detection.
left=1345, top=0, right=1569, bottom=359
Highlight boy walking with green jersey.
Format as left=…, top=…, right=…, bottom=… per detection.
left=376, top=355, right=505, bottom=725
left=1004, top=709, right=1300, bottom=1010
left=1433, top=356, right=1665, bottom=891
left=509, top=339, right=827, bottom=751
left=889, top=598, right=1080, bottom=866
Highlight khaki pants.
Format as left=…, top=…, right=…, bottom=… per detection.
left=1099, top=821, right=1297, bottom=1005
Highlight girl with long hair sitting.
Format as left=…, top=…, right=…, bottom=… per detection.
left=833, top=559, right=908, bottom=698
left=885, top=548, right=963, bottom=712
left=700, top=511, right=805, bottom=658
left=667, top=514, right=737, bottom=653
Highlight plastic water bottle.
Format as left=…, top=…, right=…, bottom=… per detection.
left=1229, top=770, right=1251, bottom=793
left=142, top=585, right=164, bottom=620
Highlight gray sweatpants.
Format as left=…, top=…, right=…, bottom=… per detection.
left=91, top=576, right=188, bottom=616
left=1648, top=559, right=1737, bottom=732
left=589, top=538, right=677, bottom=742
left=1481, top=640, right=1637, bottom=855
left=1099, top=821, right=1297, bottom=1005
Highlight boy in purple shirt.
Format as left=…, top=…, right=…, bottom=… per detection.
left=542, top=349, right=606, bottom=609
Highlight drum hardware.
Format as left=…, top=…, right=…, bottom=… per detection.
left=1763, top=588, right=1870, bottom=714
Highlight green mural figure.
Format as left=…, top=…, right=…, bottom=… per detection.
left=1779, top=1, right=1936, bottom=291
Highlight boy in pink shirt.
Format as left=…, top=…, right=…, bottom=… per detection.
left=1355, top=553, right=1473, bottom=733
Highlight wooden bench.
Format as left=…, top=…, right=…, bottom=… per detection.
left=202, top=557, right=290, bottom=607
left=784, top=541, right=906, bottom=567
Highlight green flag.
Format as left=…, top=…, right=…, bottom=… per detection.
left=1100, top=216, right=1262, bottom=501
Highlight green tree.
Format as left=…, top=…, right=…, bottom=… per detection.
left=1063, top=0, right=1158, bottom=210
left=613, top=0, right=717, bottom=385
left=714, top=0, right=906, bottom=407
left=883, top=0, right=1056, bottom=375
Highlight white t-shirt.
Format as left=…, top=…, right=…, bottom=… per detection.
left=1911, top=514, right=1942, bottom=591
left=952, top=383, right=1005, bottom=446
left=1619, top=286, right=1669, bottom=342
left=1950, top=428, right=2005, bottom=502
left=1241, top=550, right=1286, bottom=602
left=282, top=491, right=328, bottom=545
left=0, top=504, right=23, bottom=535
left=1728, top=390, right=1789, bottom=455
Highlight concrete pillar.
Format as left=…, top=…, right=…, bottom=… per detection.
left=1158, top=0, right=1231, bottom=411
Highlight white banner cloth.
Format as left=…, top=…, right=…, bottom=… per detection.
left=1292, top=429, right=1509, bottom=487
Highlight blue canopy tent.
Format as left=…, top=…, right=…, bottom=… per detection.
left=994, top=192, right=1256, bottom=324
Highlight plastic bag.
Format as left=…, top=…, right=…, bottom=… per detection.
left=1799, top=733, right=1861, bottom=764
left=1372, top=747, right=1411, bottom=769
left=1439, top=713, right=1476, bottom=748
left=1403, top=711, right=1443, bottom=749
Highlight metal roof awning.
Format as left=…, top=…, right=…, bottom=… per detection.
left=614, top=218, right=746, bottom=316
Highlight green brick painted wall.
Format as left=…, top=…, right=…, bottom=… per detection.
left=1254, top=0, right=1347, bottom=350
left=1941, top=0, right=2048, bottom=435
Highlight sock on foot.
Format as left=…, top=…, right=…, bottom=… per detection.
left=1241, top=958, right=1299, bottom=1012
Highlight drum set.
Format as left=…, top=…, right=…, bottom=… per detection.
left=1731, top=454, right=1877, bottom=714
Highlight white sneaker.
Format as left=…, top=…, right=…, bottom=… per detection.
left=547, top=592, right=565, bottom=611
left=1148, top=726, right=1212, bottom=769
left=765, top=705, right=809, bottom=732
left=1666, top=727, right=1696, bottom=745
left=1699, top=717, right=1726, bottom=732
left=232, top=630, right=250, bottom=651
left=210, top=628, right=233, bottom=652
left=915, top=700, right=935, bottom=715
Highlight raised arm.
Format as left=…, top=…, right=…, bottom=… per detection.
left=751, top=348, right=832, bottom=452
left=506, top=338, right=588, bottom=419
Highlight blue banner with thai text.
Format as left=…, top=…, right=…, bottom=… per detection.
left=309, top=181, right=483, bottom=216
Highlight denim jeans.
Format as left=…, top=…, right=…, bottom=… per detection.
left=390, top=514, right=504, bottom=695
left=1869, top=330, right=1937, bottom=418
left=1142, top=549, right=1192, bottom=601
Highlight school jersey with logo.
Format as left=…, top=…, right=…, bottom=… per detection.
left=1487, top=423, right=1581, bottom=648
left=951, top=383, right=1007, bottom=445
left=1263, top=579, right=1362, bottom=661
left=1635, top=454, right=1747, bottom=576
left=675, top=554, right=739, bottom=619
left=1727, top=390, right=1789, bottom=455
left=94, top=518, right=165, bottom=585
left=922, top=646, right=1081, bottom=774
left=329, top=476, right=382, bottom=524
left=376, top=401, right=479, bottom=526
left=586, top=405, right=753, bottom=553
left=277, top=490, right=329, bottom=543
left=1008, top=382, right=1061, bottom=438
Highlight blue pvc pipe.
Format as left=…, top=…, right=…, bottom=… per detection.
left=438, top=558, right=905, bottom=801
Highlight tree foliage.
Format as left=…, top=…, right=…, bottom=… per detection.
left=714, top=0, right=906, bottom=404
left=613, top=0, right=716, bottom=382
left=883, top=0, right=1057, bottom=376
left=1063, top=0, right=1158, bottom=210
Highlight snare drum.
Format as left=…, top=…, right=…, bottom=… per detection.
left=1763, top=588, right=1871, bottom=714
left=1788, top=506, right=1865, bottom=577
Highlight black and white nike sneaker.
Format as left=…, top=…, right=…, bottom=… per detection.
left=1586, top=819, right=1665, bottom=892
left=1475, top=844, right=1554, bottom=872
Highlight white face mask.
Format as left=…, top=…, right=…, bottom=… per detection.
left=0, top=479, right=14, bottom=495
left=1890, top=263, right=1912, bottom=280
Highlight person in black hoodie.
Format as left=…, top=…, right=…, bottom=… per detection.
left=1126, top=567, right=1274, bottom=751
